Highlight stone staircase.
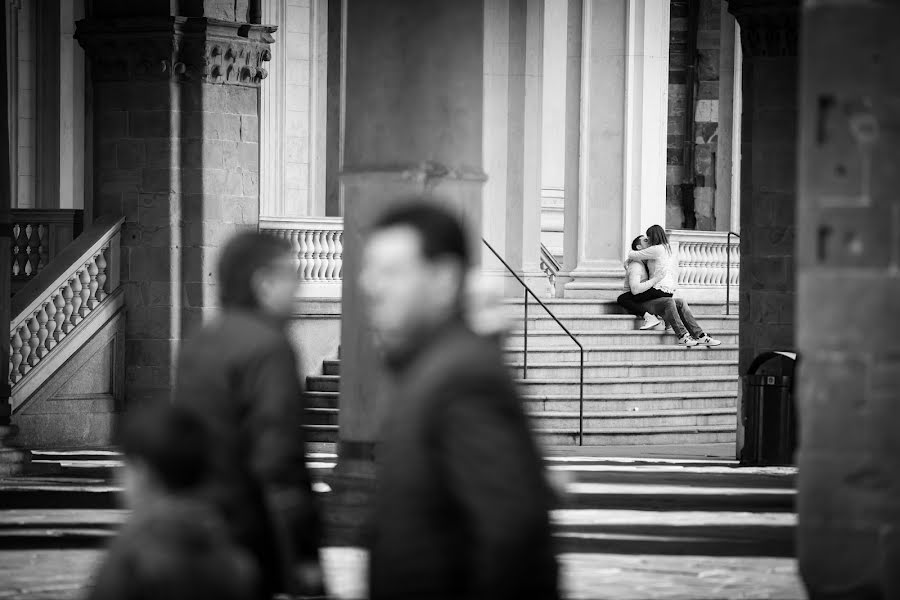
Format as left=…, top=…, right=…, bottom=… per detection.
left=302, top=299, right=740, bottom=447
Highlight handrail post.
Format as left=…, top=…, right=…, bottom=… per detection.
left=523, top=288, right=528, bottom=379
left=579, top=349, right=584, bottom=446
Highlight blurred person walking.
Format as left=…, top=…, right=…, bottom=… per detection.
left=360, top=202, right=559, bottom=600
left=87, top=403, right=258, bottom=600
left=174, top=232, right=324, bottom=599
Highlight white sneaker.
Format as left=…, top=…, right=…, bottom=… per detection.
left=676, top=333, right=698, bottom=347
left=695, top=334, right=722, bottom=346
left=640, top=313, right=661, bottom=330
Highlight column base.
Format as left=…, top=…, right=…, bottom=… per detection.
left=560, top=267, right=628, bottom=300
left=322, top=440, right=377, bottom=546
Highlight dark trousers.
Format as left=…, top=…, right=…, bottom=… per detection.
left=617, top=288, right=673, bottom=317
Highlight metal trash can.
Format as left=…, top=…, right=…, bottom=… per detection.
left=740, top=351, right=798, bottom=466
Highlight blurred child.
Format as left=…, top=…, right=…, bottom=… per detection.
left=85, top=403, right=258, bottom=600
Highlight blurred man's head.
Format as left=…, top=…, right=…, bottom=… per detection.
left=360, top=202, right=470, bottom=354
left=218, top=232, right=297, bottom=319
left=117, top=403, right=210, bottom=512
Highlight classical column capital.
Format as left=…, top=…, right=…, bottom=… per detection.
left=75, top=17, right=276, bottom=86
left=727, top=0, right=800, bottom=58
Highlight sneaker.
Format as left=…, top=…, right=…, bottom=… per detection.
left=640, top=313, right=661, bottom=330
left=695, top=334, right=722, bottom=346
left=676, top=333, right=698, bottom=347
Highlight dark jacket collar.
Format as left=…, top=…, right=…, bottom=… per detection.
left=384, top=312, right=469, bottom=375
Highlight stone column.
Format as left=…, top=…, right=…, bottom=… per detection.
left=727, top=0, right=798, bottom=379
left=715, top=5, right=738, bottom=232
left=329, top=0, right=486, bottom=543
left=76, top=4, right=274, bottom=406
left=482, top=0, right=545, bottom=296
left=561, top=0, right=669, bottom=299
left=1, top=1, right=12, bottom=427
left=797, top=3, right=900, bottom=597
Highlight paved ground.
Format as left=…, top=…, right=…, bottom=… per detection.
left=0, top=446, right=806, bottom=599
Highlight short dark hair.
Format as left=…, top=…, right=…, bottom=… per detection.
left=372, top=201, right=470, bottom=266
left=218, top=231, right=293, bottom=309
left=631, top=235, right=643, bottom=251
left=117, top=403, right=210, bottom=492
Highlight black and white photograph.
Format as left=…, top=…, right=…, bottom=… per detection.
left=0, top=0, right=891, bottom=598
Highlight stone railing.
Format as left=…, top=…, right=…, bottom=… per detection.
left=540, top=243, right=560, bottom=298
left=9, top=216, right=123, bottom=387
left=260, top=216, right=343, bottom=297
left=668, top=230, right=740, bottom=302
left=10, top=209, right=84, bottom=290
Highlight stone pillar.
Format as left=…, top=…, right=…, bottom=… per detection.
left=561, top=0, right=669, bottom=299
left=76, top=4, right=274, bottom=406
left=539, top=0, right=566, bottom=259
left=329, top=0, right=486, bottom=543
left=1, top=1, right=12, bottom=426
left=727, top=1, right=798, bottom=379
left=797, top=3, right=900, bottom=597
left=482, top=0, right=545, bottom=296
left=715, top=4, right=738, bottom=232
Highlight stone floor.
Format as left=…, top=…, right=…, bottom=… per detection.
left=0, top=445, right=807, bottom=599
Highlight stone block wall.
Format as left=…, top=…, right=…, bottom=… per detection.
left=729, top=3, right=798, bottom=378
left=666, top=0, right=722, bottom=231
left=79, top=18, right=272, bottom=405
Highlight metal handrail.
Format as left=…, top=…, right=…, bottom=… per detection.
left=482, top=238, right=586, bottom=446
left=726, top=231, right=740, bottom=315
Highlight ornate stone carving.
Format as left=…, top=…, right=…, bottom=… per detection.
left=727, top=0, right=799, bottom=58
left=75, top=18, right=275, bottom=87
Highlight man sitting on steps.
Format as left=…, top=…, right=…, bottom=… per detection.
left=617, top=235, right=722, bottom=348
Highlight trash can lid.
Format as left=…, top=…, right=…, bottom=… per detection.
left=747, top=351, right=798, bottom=376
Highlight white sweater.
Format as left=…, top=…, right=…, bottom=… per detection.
left=627, top=244, right=679, bottom=293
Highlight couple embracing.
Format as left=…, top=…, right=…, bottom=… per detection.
left=617, top=225, right=721, bottom=348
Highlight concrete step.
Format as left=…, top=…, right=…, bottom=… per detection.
left=305, top=391, right=339, bottom=409
left=504, top=344, right=739, bottom=362
left=538, top=425, right=737, bottom=446
left=505, top=329, right=739, bottom=347
left=519, top=313, right=739, bottom=332
left=501, top=298, right=739, bottom=317
left=304, top=424, right=339, bottom=444
left=306, top=407, right=339, bottom=426
left=531, top=408, right=736, bottom=430
left=515, top=375, right=739, bottom=396
left=508, top=359, right=738, bottom=378
left=523, top=390, right=737, bottom=412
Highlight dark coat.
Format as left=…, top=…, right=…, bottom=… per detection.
left=174, top=309, right=321, bottom=597
left=370, top=319, right=560, bottom=600
left=87, top=497, right=258, bottom=600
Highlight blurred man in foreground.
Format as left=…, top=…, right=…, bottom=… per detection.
left=174, top=232, right=324, bottom=599
left=360, top=202, right=559, bottom=600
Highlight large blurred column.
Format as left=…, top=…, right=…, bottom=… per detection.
left=560, top=0, right=669, bottom=298
left=797, top=2, right=900, bottom=597
left=329, top=0, right=486, bottom=543
left=481, top=0, right=545, bottom=296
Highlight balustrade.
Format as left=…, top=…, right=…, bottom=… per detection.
left=9, top=217, right=121, bottom=387
left=10, top=210, right=84, bottom=285
left=668, top=230, right=740, bottom=288
left=260, top=217, right=343, bottom=297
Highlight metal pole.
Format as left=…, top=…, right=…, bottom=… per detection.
left=523, top=288, right=528, bottom=379
left=578, top=348, right=584, bottom=446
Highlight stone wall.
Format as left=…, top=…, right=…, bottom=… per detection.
left=78, top=15, right=272, bottom=405
left=666, top=0, right=722, bottom=231
left=729, top=2, right=798, bottom=378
